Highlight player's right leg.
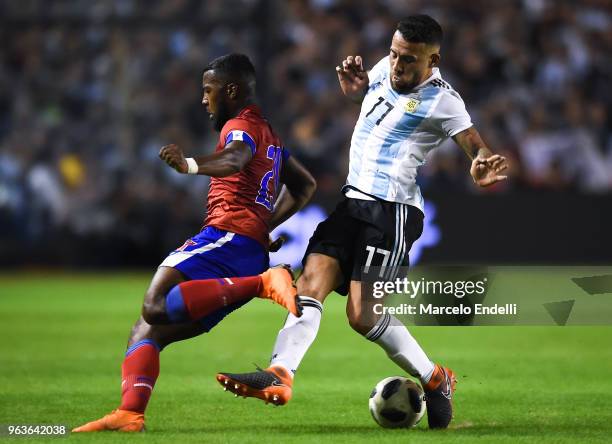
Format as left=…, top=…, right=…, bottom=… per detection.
left=72, top=316, right=212, bottom=432
left=217, top=253, right=343, bottom=405
left=216, top=200, right=359, bottom=405
left=73, top=267, right=210, bottom=432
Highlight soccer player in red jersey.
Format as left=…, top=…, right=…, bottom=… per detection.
left=73, top=53, right=316, bottom=432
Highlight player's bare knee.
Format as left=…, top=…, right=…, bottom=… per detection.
left=297, top=254, right=342, bottom=302
left=347, top=307, right=375, bottom=336
left=348, top=314, right=372, bottom=336
left=296, top=263, right=337, bottom=303
left=141, top=290, right=168, bottom=325
left=296, top=272, right=327, bottom=302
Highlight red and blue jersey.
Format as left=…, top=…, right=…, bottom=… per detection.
left=204, top=105, right=289, bottom=248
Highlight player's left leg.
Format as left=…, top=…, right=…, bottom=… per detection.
left=346, top=282, right=456, bottom=428
left=141, top=228, right=301, bottom=325
left=347, top=279, right=437, bottom=378
left=345, top=199, right=457, bottom=429
left=142, top=265, right=299, bottom=324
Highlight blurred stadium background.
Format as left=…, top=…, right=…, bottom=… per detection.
left=2, top=3, right=611, bottom=441
left=1, top=0, right=610, bottom=268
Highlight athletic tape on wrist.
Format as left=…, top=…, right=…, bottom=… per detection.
left=186, top=158, right=198, bottom=174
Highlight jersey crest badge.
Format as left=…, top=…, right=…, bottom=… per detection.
left=404, top=98, right=420, bottom=113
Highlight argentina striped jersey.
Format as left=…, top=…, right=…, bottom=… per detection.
left=346, top=57, right=473, bottom=211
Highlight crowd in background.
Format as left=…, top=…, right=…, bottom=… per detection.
left=0, top=0, right=610, bottom=266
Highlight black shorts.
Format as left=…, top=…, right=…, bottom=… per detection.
left=302, top=196, right=424, bottom=295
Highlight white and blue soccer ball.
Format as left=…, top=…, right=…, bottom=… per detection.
left=369, top=376, right=426, bottom=428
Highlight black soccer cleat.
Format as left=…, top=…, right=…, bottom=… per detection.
left=216, top=365, right=293, bottom=405
left=423, top=364, right=457, bottom=429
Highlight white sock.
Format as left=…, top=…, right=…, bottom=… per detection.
left=366, top=314, right=435, bottom=382
left=269, top=296, right=322, bottom=376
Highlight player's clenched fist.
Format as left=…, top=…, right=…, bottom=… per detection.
left=159, top=144, right=188, bottom=174
left=336, top=55, right=369, bottom=103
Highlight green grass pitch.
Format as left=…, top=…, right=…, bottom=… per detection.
left=1, top=273, right=611, bottom=443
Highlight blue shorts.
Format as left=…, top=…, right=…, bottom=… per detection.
left=159, top=226, right=269, bottom=331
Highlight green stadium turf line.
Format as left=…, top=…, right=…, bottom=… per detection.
left=0, top=272, right=611, bottom=443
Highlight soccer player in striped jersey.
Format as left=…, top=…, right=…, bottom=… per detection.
left=217, top=16, right=507, bottom=429
left=72, top=53, right=316, bottom=432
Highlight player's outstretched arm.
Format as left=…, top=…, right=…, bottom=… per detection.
left=452, top=127, right=508, bottom=187
left=269, top=156, right=316, bottom=231
left=159, top=141, right=252, bottom=177
left=336, top=55, right=369, bottom=103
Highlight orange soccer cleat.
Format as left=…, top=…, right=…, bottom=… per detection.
left=216, top=365, right=293, bottom=406
left=422, top=363, right=457, bottom=429
left=72, top=409, right=145, bottom=433
left=258, top=265, right=302, bottom=317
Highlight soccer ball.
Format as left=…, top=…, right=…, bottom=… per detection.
left=369, top=376, right=426, bottom=428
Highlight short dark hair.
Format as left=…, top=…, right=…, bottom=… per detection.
left=204, top=53, right=256, bottom=84
left=397, top=15, right=443, bottom=46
